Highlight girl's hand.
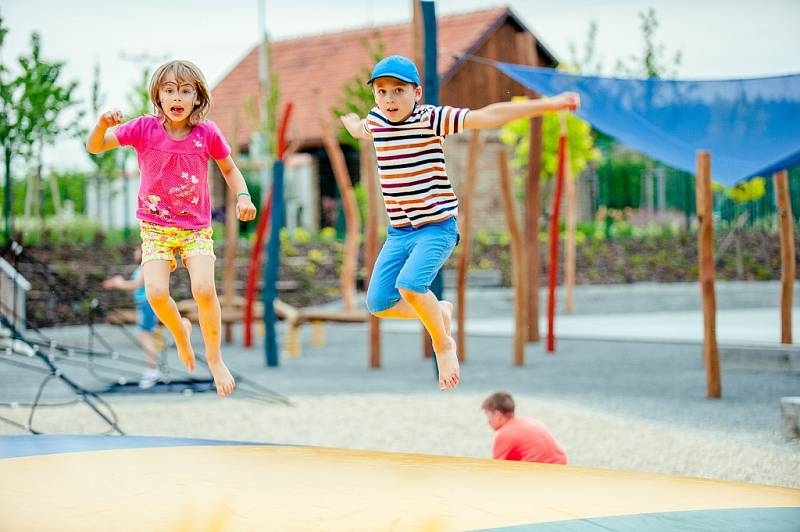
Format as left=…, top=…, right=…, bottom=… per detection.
left=557, top=92, right=580, bottom=112
left=98, top=111, right=123, bottom=128
left=236, top=194, right=257, bottom=222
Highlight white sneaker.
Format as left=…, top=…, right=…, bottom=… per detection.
left=138, top=368, right=162, bottom=389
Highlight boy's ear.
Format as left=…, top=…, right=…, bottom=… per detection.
left=414, top=85, right=423, bottom=101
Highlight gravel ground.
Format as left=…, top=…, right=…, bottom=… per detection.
left=1, top=393, right=798, bottom=488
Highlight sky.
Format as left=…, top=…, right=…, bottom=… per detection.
left=3, top=0, right=799, bottom=172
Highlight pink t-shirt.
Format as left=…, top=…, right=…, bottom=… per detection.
left=114, top=115, right=231, bottom=229
left=492, top=417, right=568, bottom=465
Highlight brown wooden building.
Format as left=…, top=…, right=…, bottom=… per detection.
left=210, top=6, right=558, bottom=231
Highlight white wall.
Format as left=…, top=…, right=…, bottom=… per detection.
left=84, top=175, right=139, bottom=230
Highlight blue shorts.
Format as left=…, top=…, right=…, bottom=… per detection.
left=366, top=216, right=459, bottom=313
left=136, top=301, right=157, bottom=332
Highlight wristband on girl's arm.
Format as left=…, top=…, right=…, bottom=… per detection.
left=237, top=191, right=251, bottom=200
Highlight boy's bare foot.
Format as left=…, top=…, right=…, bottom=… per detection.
left=440, top=300, right=453, bottom=337
left=208, top=359, right=236, bottom=397
left=435, top=336, right=460, bottom=391
left=175, top=318, right=196, bottom=372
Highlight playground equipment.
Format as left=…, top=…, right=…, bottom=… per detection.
left=2, top=434, right=798, bottom=530
left=492, top=62, right=800, bottom=398
left=238, top=99, right=369, bottom=363
left=0, top=242, right=288, bottom=436
left=546, top=115, right=570, bottom=353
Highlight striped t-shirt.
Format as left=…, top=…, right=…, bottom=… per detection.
left=366, top=103, right=469, bottom=228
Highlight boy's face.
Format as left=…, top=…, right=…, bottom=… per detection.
left=484, top=409, right=505, bottom=431
left=372, top=76, right=422, bottom=122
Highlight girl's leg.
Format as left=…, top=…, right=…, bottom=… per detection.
left=185, top=254, right=235, bottom=397
left=142, top=260, right=195, bottom=372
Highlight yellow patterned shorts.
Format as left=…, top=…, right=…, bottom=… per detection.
left=140, top=221, right=216, bottom=271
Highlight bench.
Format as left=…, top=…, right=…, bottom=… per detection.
left=157, top=298, right=369, bottom=357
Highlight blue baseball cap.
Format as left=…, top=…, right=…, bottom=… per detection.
left=367, top=55, right=420, bottom=86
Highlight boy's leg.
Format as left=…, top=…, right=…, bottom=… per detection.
left=395, top=219, right=460, bottom=390
left=185, top=254, right=235, bottom=397
left=365, top=228, right=409, bottom=315
left=142, top=259, right=195, bottom=372
left=397, top=288, right=458, bottom=390
left=367, top=225, right=456, bottom=331
left=371, top=295, right=453, bottom=338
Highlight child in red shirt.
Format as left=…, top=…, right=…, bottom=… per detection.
left=482, top=391, right=567, bottom=465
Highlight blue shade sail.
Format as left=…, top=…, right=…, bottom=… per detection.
left=495, top=63, right=800, bottom=186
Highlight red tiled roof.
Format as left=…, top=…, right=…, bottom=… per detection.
left=209, top=7, right=529, bottom=149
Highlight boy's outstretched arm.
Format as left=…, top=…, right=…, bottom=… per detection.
left=464, top=92, right=580, bottom=130
left=86, top=111, right=123, bottom=154
left=340, top=113, right=373, bottom=140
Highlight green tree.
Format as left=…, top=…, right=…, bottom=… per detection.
left=332, top=31, right=385, bottom=149
left=500, top=97, right=599, bottom=191
left=0, top=17, right=80, bottom=241
left=616, top=8, right=682, bottom=79
left=0, top=15, right=22, bottom=239
left=244, top=41, right=281, bottom=158
left=18, top=32, right=82, bottom=219
left=86, top=64, right=118, bottom=177
left=568, top=20, right=603, bottom=75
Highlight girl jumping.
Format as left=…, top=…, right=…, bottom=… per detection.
left=87, top=59, right=256, bottom=397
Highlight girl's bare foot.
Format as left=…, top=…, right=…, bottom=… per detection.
left=435, top=336, right=460, bottom=391
left=208, top=359, right=236, bottom=397
left=440, top=300, right=453, bottom=337
left=176, top=318, right=196, bottom=372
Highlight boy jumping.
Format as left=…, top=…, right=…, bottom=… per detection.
left=341, top=55, right=579, bottom=390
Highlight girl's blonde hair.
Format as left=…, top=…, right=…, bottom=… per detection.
left=149, top=60, right=211, bottom=126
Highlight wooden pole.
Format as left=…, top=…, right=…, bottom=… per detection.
left=774, top=169, right=795, bottom=344
left=695, top=150, right=721, bottom=399
left=361, top=140, right=382, bottom=368
left=315, top=90, right=360, bottom=311
left=456, top=131, right=481, bottom=363
left=526, top=117, right=543, bottom=342
left=498, top=149, right=528, bottom=366
left=516, top=29, right=542, bottom=343
left=564, top=135, right=576, bottom=313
